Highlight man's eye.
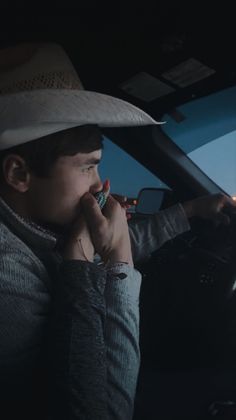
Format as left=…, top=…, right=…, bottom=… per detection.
left=82, top=166, right=94, bottom=173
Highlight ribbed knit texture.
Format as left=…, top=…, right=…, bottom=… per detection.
left=0, top=196, right=143, bottom=419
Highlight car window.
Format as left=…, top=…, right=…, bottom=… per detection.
left=99, top=137, right=167, bottom=197
left=188, top=132, right=236, bottom=197
left=161, top=85, right=236, bottom=198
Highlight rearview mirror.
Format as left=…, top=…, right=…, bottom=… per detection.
left=136, top=188, right=173, bottom=214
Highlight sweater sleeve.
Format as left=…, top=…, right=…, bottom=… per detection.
left=0, top=247, right=51, bottom=414
left=48, top=260, right=108, bottom=420
left=50, top=260, right=142, bottom=420
left=129, top=203, right=191, bottom=263
left=0, top=245, right=108, bottom=419
left=104, top=263, right=142, bottom=420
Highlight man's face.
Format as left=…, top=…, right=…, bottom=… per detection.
left=27, top=149, right=103, bottom=228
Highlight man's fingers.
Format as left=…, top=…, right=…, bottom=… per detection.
left=101, top=195, right=128, bottom=222
left=215, top=194, right=236, bottom=223
left=223, top=197, right=236, bottom=212
left=102, top=195, right=120, bottom=217
left=217, top=193, right=236, bottom=209
left=112, top=194, right=127, bottom=203
left=80, top=192, right=104, bottom=228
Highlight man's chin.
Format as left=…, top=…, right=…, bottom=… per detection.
left=35, top=211, right=80, bottom=237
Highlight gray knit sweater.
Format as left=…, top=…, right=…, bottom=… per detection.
left=0, top=197, right=189, bottom=419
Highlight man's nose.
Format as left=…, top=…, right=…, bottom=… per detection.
left=90, top=175, right=103, bottom=195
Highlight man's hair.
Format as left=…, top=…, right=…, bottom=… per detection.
left=0, top=125, right=103, bottom=180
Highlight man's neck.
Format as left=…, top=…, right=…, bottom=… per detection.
left=0, top=189, right=30, bottom=219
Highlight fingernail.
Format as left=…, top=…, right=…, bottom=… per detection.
left=103, top=179, right=110, bottom=192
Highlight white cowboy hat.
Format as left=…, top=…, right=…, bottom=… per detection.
left=0, top=43, right=162, bottom=151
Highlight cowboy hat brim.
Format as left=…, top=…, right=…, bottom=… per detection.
left=0, top=88, right=164, bottom=150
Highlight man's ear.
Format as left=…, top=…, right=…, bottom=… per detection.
left=2, top=154, right=31, bottom=192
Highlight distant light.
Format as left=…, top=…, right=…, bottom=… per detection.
left=232, top=196, right=236, bottom=201
left=133, top=199, right=138, bottom=205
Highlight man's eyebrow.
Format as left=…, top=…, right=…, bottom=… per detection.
left=82, top=158, right=101, bottom=164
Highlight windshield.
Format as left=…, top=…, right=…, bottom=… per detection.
left=161, top=85, right=236, bottom=198
left=188, top=132, right=236, bottom=196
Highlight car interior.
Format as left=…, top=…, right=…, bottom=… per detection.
left=1, top=4, right=236, bottom=419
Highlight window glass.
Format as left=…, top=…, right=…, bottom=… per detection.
left=189, top=132, right=236, bottom=196
left=99, top=137, right=167, bottom=197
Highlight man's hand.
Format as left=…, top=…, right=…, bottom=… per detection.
left=62, top=214, right=95, bottom=262
left=111, top=194, right=132, bottom=219
left=182, top=193, right=236, bottom=226
left=81, top=192, right=133, bottom=266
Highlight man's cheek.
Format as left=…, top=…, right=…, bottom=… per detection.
left=71, top=197, right=83, bottom=218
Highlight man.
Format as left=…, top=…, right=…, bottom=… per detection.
left=0, top=124, right=141, bottom=419
left=0, top=43, right=235, bottom=420
left=0, top=43, right=153, bottom=420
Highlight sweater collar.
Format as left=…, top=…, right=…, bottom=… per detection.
left=0, top=196, right=58, bottom=251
